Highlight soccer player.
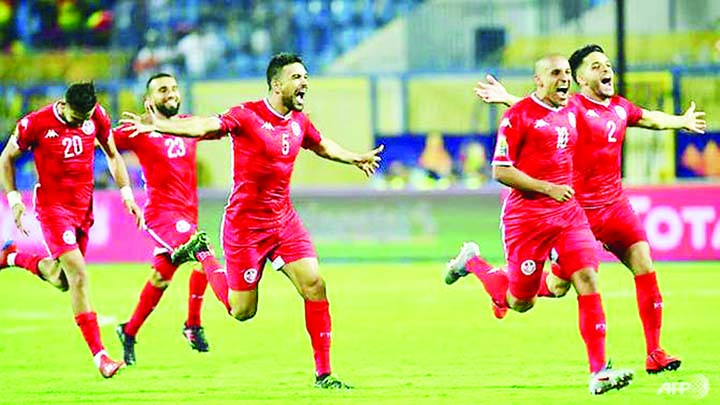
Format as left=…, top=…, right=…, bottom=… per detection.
left=445, top=55, right=633, bottom=395
left=120, top=53, right=383, bottom=388
left=112, top=73, right=227, bottom=366
left=0, top=82, right=142, bottom=378
left=469, top=44, right=706, bottom=374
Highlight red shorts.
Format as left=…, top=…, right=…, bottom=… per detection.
left=144, top=213, right=198, bottom=256
left=37, top=210, right=93, bottom=259
left=222, top=210, right=316, bottom=291
left=584, top=198, right=647, bottom=260
left=503, top=204, right=598, bottom=301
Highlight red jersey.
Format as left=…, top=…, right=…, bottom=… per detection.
left=217, top=99, right=322, bottom=228
left=112, top=117, right=199, bottom=222
left=569, top=94, right=643, bottom=208
left=15, top=101, right=111, bottom=218
left=491, top=94, right=579, bottom=223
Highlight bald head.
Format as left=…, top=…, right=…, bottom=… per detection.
left=533, top=54, right=572, bottom=107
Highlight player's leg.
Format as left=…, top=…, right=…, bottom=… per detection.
left=594, top=201, right=679, bottom=373
left=184, top=266, right=210, bottom=352
left=0, top=241, right=68, bottom=291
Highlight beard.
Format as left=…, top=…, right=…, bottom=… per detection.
left=282, top=93, right=302, bottom=112
left=156, top=102, right=180, bottom=118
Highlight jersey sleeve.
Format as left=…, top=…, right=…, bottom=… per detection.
left=491, top=110, right=521, bottom=167
left=93, top=104, right=112, bottom=145
left=301, top=117, right=322, bottom=149
left=217, top=105, right=246, bottom=136
left=14, top=112, right=39, bottom=151
left=111, top=125, right=131, bottom=150
left=622, top=97, right=644, bottom=126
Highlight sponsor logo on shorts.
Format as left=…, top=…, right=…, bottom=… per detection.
left=520, top=259, right=536, bottom=276
left=243, top=268, right=258, bottom=284
left=82, top=120, right=95, bottom=135
left=62, top=230, right=77, bottom=245
left=175, top=220, right=191, bottom=233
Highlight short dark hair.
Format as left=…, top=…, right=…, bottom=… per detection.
left=568, top=44, right=605, bottom=83
left=266, top=52, right=305, bottom=90
left=146, top=72, right=175, bottom=91
left=65, top=82, right=97, bottom=115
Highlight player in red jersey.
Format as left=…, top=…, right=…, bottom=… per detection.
left=469, top=44, right=706, bottom=374
left=0, top=82, right=142, bottom=378
left=112, top=73, right=227, bottom=366
left=445, top=55, right=633, bottom=395
left=120, top=53, right=383, bottom=388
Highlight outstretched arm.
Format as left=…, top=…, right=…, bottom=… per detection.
left=120, top=102, right=222, bottom=138
left=636, top=101, right=706, bottom=133
left=474, top=74, right=522, bottom=107
left=308, top=138, right=384, bottom=177
left=492, top=165, right=574, bottom=202
left=97, top=135, right=143, bottom=228
left=0, top=129, right=29, bottom=235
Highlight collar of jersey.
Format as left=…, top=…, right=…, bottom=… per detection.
left=580, top=93, right=612, bottom=107
left=52, top=101, right=69, bottom=125
left=530, top=93, right=563, bottom=112
left=263, top=98, right=291, bottom=121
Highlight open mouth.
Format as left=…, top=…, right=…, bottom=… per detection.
left=556, top=86, right=569, bottom=95
left=295, top=89, right=306, bottom=104
left=601, top=77, right=612, bottom=85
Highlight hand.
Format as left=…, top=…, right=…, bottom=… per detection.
left=474, top=74, right=512, bottom=105
left=11, top=202, right=29, bottom=236
left=545, top=183, right=575, bottom=202
left=123, top=199, right=144, bottom=229
left=353, top=144, right=384, bottom=177
left=682, top=101, right=706, bottom=134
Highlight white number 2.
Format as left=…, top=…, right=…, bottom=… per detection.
left=165, top=138, right=186, bottom=158
left=606, top=121, right=617, bottom=143
left=281, top=133, right=290, bottom=155
left=62, top=136, right=83, bottom=158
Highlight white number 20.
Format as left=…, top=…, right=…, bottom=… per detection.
left=281, top=133, right=290, bottom=155
left=165, top=138, right=186, bottom=158
left=606, top=121, right=617, bottom=143
left=62, top=136, right=83, bottom=158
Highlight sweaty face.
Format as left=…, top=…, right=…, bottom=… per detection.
left=535, top=56, right=572, bottom=107
left=578, top=52, right=615, bottom=100
left=147, top=76, right=181, bottom=118
left=277, top=63, right=309, bottom=112
left=63, top=103, right=94, bottom=127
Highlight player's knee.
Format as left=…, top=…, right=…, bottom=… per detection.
left=299, top=276, right=326, bottom=301
left=230, top=306, right=257, bottom=322
left=571, top=269, right=598, bottom=293
left=149, top=270, right=171, bottom=289
left=550, top=281, right=571, bottom=297
left=508, top=296, right=535, bottom=312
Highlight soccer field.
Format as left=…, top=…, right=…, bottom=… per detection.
left=0, top=261, right=718, bottom=404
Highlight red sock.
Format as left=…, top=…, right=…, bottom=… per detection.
left=467, top=257, right=508, bottom=307
left=305, top=299, right=332, bottom=376
left=13, top=252, right=43, bottom=277
left=125, top=281, right=165, bottom=336
left=198, top=252, right=230, bottom=312
left=577, top=293, right=607, bottom=373
left=537, top=272, right=556, bottom=297
left=635, top=272, right=663, bottom=354
left=74, top=311, right=104, bottom=356
left=186, top=268, right=207, bottom=327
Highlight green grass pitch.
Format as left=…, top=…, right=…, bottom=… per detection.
left=0, top=261, right=718, bottom=404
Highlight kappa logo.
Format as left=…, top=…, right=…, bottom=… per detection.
left=81, top=120, right=95, bottom=135
left=45, top=129, right=59, bottom=138
left=585, top=109, right=599, bottom=118
left=243, top=268, right=258, bottom=284
left=290, top=121, right=301, bottom=137
left=614, top=106, right=628, bottom=120
left=534, top=119, right=548, bottom=128
left=500, top=118, right=512, bottom=128
left=520, top=259, right=536, bottom=275
left=62, top=230, right=77, bottom=245
left=261, top=122, right=275, bottom=131
left=148, top=131, right=163, bottom=138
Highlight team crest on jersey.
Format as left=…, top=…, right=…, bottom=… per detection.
left=567, top=112, right=576, bottom=128
left=585, top=109, right=599, bottom=118
left=20, top=117, right=29, bottom=129
left=614, top=106, right=627, bottom=120
left=520, top=260, right=536, bottom=276
left=62, top=230, right=77, bottom=245
left=175, top=220, right=191, bottom=233
left=45, top=129, right=59, bottom=138
left=81, top=120, right=95, bottom=135
left=534, top=119, right=548, bottom=128
left=290, top=121, right=301, bottom=137
left=243, top=268, right=258, bottom=284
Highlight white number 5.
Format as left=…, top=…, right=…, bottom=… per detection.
left=281, top=133, right=290, bottom=155
left=606, top=121, right=617, bottom=143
